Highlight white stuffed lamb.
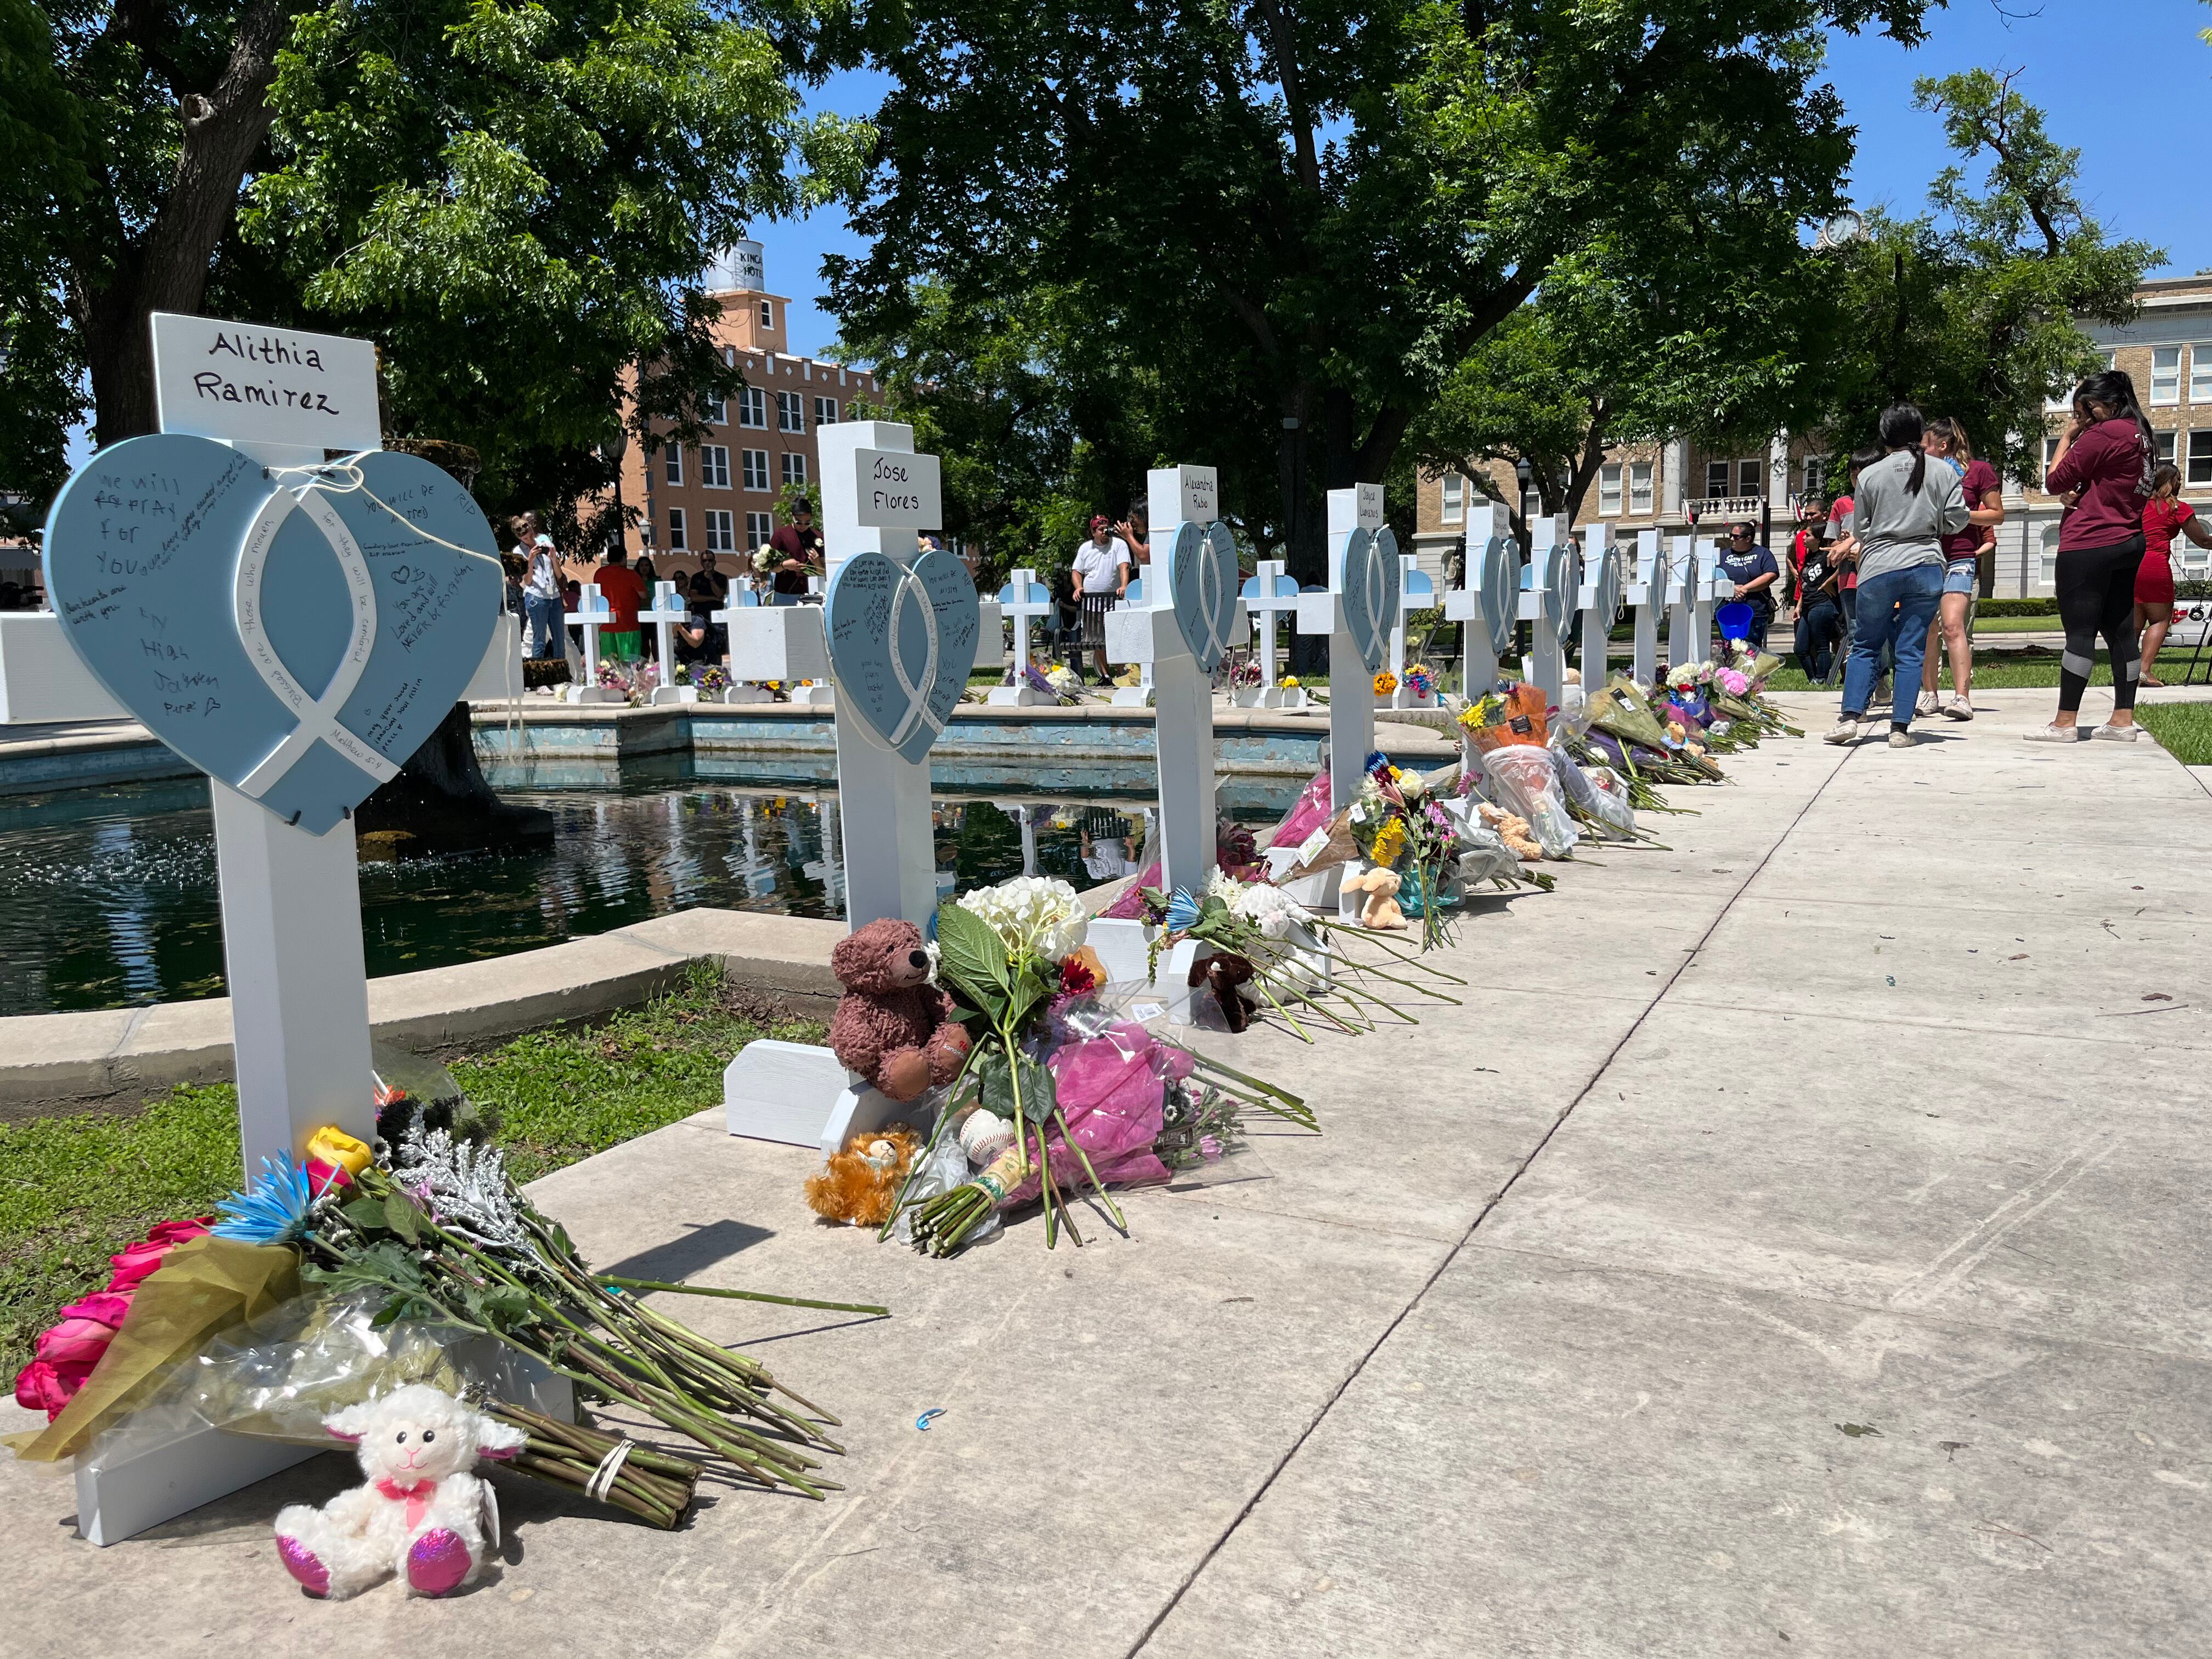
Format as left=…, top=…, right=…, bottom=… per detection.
left=273, top=1384, right=527, bottom=1600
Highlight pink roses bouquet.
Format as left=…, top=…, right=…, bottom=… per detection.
left=13, top=1217, right=210, bottom=1419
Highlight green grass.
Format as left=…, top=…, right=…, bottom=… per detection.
left=2136, top=702, right=2212, bottom=764
left=0, top=962, right=822, bottom=1379
left=1754, top=648, right=2129, bottom=694
left=1969, top=613, right=2065, bottom=634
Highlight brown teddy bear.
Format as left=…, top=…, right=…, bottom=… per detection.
left=1341, top=865, right=1407, bottom=930
left=1188, top=951, right=1257, bottom=1033
left=805, top=1124, right=924, bottom=1227
left=829, top=917, right=972, bottom=1101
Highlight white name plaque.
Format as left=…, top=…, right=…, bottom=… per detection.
left=847, top=447, right=944, bottom=528
left=150, top=312, right=382, bottom=451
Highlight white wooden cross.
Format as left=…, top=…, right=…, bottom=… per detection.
left=1237, top=559, right=1304, bottom=708
left=1519, top=512, right=1573, bottom=706
left=564, top=581, right=623, bottom=703
left=708, top=583, right=774, bottom=703
left=1387, top=554, right=1437, bottom=707
left=0, top=313, right=561, bottom=1547
left=1108, top=572, right=1156, bottom=707
left=986, top=567, right=1055, bottom=706
left=1624, top=529, right=1664, bottom=685
left=1577, top=522, right=1619, bottom=688
left=1691, top=537, right=1723, bottom=663
left=1295, top=483, right=1390, bottom=813
left=1664, top=532, right=1698, bottom=672
left=641, top=580, right=696, bottom=704
left=722, top=570, right=831, bottom=706
left=1444, top=498, right=1517, bottom=698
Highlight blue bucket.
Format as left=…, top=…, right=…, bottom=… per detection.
left=1716, top=601, right=1755, bottom=641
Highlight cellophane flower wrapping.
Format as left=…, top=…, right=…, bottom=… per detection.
left=995, top=1018, right=1182, bottom=1208
left=1266, top=771, right=1335, bottom=852
left=1478, top=745, right=1579, bottom=858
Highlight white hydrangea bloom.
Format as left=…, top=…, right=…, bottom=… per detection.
left=1232, top=881, right=1304, bottom=940
left=959, top=875, right=1088, bottom=961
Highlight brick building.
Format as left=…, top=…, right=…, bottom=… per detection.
left=1413, top=273, right=2212, bottom=599
left=594, top=241, right=883, bottom=588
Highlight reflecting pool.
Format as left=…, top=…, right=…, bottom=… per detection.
left=0, top=759, right=1301, bottom=1015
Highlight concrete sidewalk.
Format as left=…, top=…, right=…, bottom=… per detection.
left=4, top=689, right=2206, bottom=1657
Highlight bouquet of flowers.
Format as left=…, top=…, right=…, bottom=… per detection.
left=1045, top=663, right=1085, bottom=701
left=890, top=878, right=1318, bottom=1256
left=752, top=548, right=780, bottom=576
left=1347, top=753, right=1475, bottom=947
left=1230, top=658, right=1265, bottom=689
left=1373, top=669, right=1398, bottom=698
left=14, top=1105, right=866, bottom=1500
left=682, top=664, right=729, bottom=694
left=1404, top=663, right=1436, bottom=701
left=1587, top=677, right=1724, bottom=784
left=1279, top=675, right=1301, bottom=691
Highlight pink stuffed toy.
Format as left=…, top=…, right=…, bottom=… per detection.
left=273, top=1384, right=527, bottom=1600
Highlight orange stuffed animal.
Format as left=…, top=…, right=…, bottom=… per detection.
left=1340, top=865, right=1407, bottom=930
left=804, top=1125, right=924, bottom=1228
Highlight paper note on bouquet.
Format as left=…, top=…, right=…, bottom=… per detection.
left=42, top=434, right=502, bottom=834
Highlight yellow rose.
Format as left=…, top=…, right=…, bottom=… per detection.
left=305, top=1125, right=374, bottom=1177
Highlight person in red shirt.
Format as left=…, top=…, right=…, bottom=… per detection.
left=591, top=544, right=648, bottom=662
left=1915, top=417, right=2004, bottom=720
left=2032, top=369, right=2158, bottom=741
left=2135, top=464, right=2212, bottom=686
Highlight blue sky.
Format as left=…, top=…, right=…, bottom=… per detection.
left=759, top=0, right=2212, bottom=360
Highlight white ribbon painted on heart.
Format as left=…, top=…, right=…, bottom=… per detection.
left=233, top=481, right=399, bottom=799
left=1190, top=526, right=1234, bottom=664
left=884, top=562, right=946, bottom=748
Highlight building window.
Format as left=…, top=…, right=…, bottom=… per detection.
left=758, top=301, right=774, bottom=330
left=1801, top=455, right=1828, bottom=496
left=2042, top=436, right=2061, bottom=481
left=699, top=445, right=730, bottom=489
left=666, top=508, right=687, bottom=550
left=2038, top=524, right=2059, bottom=587
left=704, top=510, right=735, bottom=552
left=723, top=345, right=736, bottom=368
left=814, top=396, right=839, bottom=427
left=2189, top=430, right=2212, bottom=487
left=2152, top=346, right=2182, bottom=407
left=664, top=445, right=683, bottom=486
left=737, top=386, right=766, bottom=427
left=1705, top=460, right=1730, bottom=499
left=1440, top=473, right=1464, bottom=525
left=2157, top=430, right=2177, bottom=467
left=781, top=452, right=808, bottom=487
left=1737, top=458, right=1762, bottom=498
left=742, top=448, right=770, bottom=490
left=777, top=391, right=804, bottom=433
left=2192, top=346, right=2212, bottom=407
left=1629, top=461, right=1654, bottom=514
left=704, top=397, right=726, bottom=426
left=745, top=511, right=774, bottom=551
left=1599, top=464, right=1622, bottom=517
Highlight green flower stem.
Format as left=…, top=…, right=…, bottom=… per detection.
left=1051, top=1108, right=1127, bottom=1233
left=599, top=1276, right=890, bottom=1318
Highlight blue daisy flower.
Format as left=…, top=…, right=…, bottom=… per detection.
left=1166, top=888, right=1203, bottom=932
left=212, top=1155, right=316, bottom=1245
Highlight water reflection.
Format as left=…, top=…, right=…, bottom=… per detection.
left=0, top=769, right=1297, bottom=1015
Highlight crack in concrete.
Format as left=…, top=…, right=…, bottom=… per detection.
left=1122, top=743, right=1857, bottom=1656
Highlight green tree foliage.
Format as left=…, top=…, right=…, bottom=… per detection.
left=826, top=0, right=1929, bottom=577
left=1816, top=70, right=2156, bottom=488
left=2, top=0, right=860, bottom=539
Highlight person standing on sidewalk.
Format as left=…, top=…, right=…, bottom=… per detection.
left=519, top=513, right=565, bottom=661
left=1915, top=417, right=2003, bottom=722
left=2029, top=370, right=2158, bottom=743
left=2135, top=464, right=2212, bottom=687
left=1824, top=406, right=1971, bottom=749
left=1716, top=521, right=1780, bottom=649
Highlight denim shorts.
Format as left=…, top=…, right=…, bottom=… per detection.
left=1943, top=558, right=1977, bottom=596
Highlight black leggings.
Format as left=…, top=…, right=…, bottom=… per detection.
left=2055, top=535, right=2143, bottom=715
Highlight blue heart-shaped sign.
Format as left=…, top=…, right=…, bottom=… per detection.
left=823, top=546, right=980, bottom=763
left=1166, top=521, right=1240, bottom=670
left=1338, top=526, right=1401, bottom=674
left=1542, top=539, right=1578, bottom=627
left=1471, top=531, right=1520, bottom=658
left=43, top=433, right=501, bottom=835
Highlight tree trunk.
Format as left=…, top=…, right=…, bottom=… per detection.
left=353, top=702, right=556, bottom=857
left=78, top=0, right=293, bottom=441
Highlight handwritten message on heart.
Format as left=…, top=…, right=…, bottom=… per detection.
left=43, top=434, right=502, bottom=834
left=823, top=547, right=980, bottom=764
left=1471, top=532, right=1520, bottom=658
left=1166, top=521, right=1240, bottom=671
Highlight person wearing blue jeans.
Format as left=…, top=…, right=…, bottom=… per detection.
left=1824, top=405, right=1980, bottom=749
left=1838, top=564, right=1943, bottom=730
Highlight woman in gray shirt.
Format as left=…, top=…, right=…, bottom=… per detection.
left=1824, top=405, right=1976, bottom=748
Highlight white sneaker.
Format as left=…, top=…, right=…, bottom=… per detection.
left=1888, top=728, right=1915, bottom=749
left=2022, top=724, right=2080, bottom=743
left=1916, top=690, right=1942, bottom=717
left=1942, top=696, right=1973, bottom=721
left=2090, top=723, right=2140, bottom=742
left=1823, top=719, right=1863, bottom=746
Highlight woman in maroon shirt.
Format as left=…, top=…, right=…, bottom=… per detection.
left=2135, top=464, right=2212, bottom=685
left=2033, top=370, right=2157, bottom=742
left=1916, top=417, right=2002, bottom=721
